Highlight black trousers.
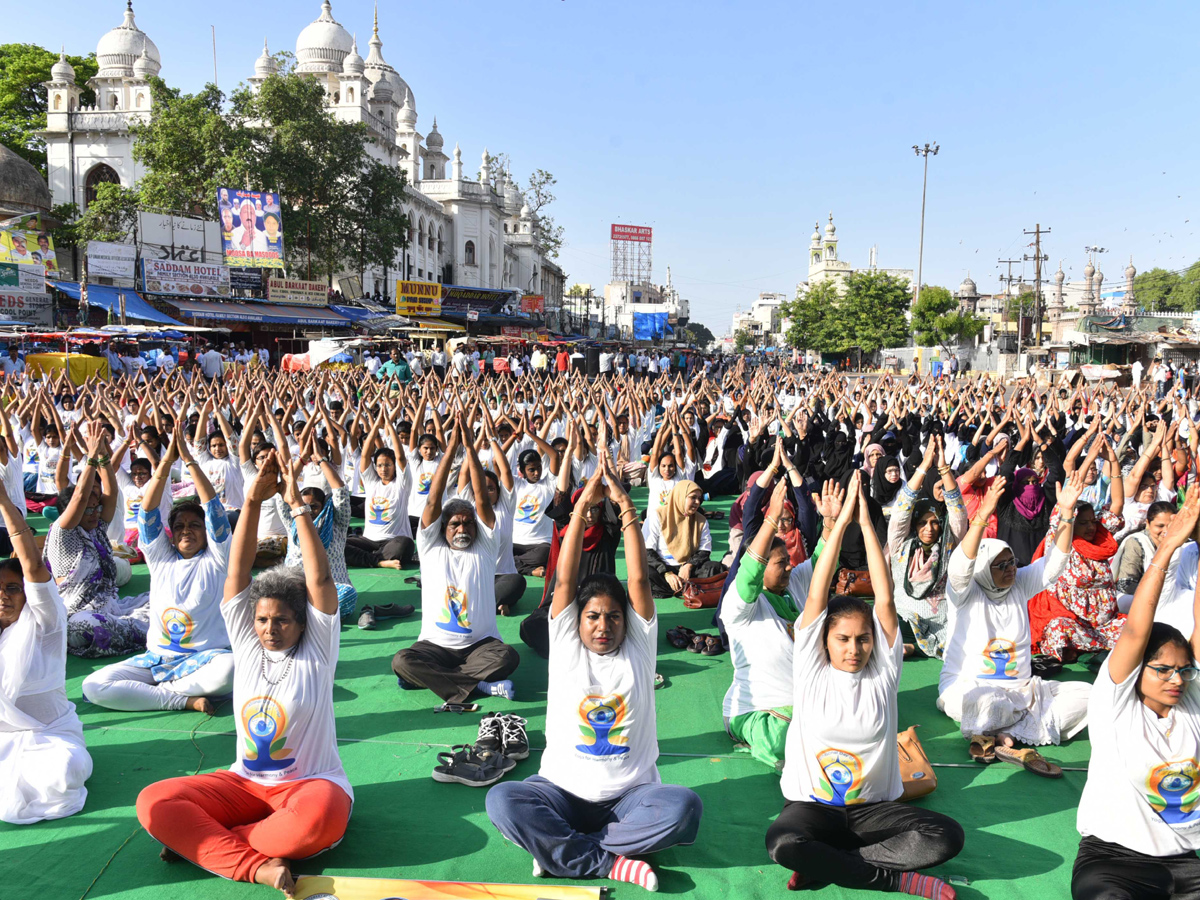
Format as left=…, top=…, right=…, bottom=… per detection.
left=1073, top=835, right=1200, bottom=900
left=521, top=604, right=551, bottom=659
left=648, top=558, right=724, bottom=599
left=495, top=573, right=527, bottom=611
left=766, top=799, right=964, bottom=892
left=696, top=468, right=739, bottom=497
left=512, top=542, right=550, bottom=576
left=344, top=534, right=415, bottom=568
left=433, top=365, right=446, bottom=381
left=392, top=637, right=520, bottom=703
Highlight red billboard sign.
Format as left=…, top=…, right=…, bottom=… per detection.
left=521, top=294, right=544, bottom=313
left=610, top=224, right=653, bottom=243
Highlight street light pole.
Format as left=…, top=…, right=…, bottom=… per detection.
left=912, top=142, right=939, bottom=312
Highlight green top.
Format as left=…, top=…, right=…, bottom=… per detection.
left=734, top=553, right=800, bottom=623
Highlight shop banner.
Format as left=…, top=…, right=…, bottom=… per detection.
left=142, top=259, right=231, bottom=298
left=0, top=262, right=45, bottom=291
left=230, top=268, right=263, bottom=291
left=266, top=276, right=328, bottom=307
left=218, top=187, right=284, bottom=269
left=138, top=212, right=222, bottom=264
left=0, top=227, right=58, bottom=273
left=395, top=279, right=443, bottom=316
left=521, top=294, right=544, bottom=313
left=0, top=291, right=53, bottom=327
left=86, top=240, right=137, bottom=279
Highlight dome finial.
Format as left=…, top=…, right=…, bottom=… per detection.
left=374, top=1, right=379, bottom=36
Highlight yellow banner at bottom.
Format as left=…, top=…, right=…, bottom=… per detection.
left=294, top=875, right=603, bottom=900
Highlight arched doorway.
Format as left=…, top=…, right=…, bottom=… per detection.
left=84, top=163, right=120, bottom=207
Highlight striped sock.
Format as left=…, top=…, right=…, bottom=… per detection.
left=898, top=871, right=955, bottom=900
left=609, top=855, right=658, bottom=892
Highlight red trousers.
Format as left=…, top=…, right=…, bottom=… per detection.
left=136, top=769, right=352, bottom=883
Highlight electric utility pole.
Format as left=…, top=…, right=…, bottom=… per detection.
left=912, top=142, right=939, bottom=311
left=998, top=258, right=1023, bottom=345
left=1024, top=224, right=1050, bottom=348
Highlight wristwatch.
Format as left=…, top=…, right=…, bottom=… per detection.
left=291, top=505, right=311, bottom=519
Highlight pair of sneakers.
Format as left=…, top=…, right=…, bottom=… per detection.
left=357, top=603, right=415, bottom=630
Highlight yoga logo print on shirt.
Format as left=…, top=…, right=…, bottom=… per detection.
left=515, top=493, right=542, bottom=524
left=980, top=638, right=1018, bottom=680
left=576, top=693, right=631, bottom=757
left=124, top=495, right=142, bottom=526
left=367, top=494, right=393, bottom=526
left=157, top=607, right=195, bottom=653
left=240, top=696, right=296, bottom=772
left=416, top=471, right=434, bottom=496
left=437, top=585, right=471, bottom=635
left=657, top=487, right=672, bottom=508
left=1146, top=759, right=1200, bottom=828
left=812, top=748, right=865, bottom=806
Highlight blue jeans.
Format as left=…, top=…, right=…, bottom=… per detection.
left=486, top=774, right=702, bottom=878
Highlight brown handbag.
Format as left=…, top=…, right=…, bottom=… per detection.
left=897, top=725, right=937, bottom=801
left=682, top=571, right=728, bottom=608
left=835, top=568, right=874, bottom=597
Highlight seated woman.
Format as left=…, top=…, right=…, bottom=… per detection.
left=643, top=480, right=719, bottom=598
left=511, top=448, right=560, bottom=578
left=1113, top=500, right=1180, bottom=614
left=938, top=471, right=1090, bottom=774
left=487, top=458, right=703, bottom=892
left=720, top=478, right=816, bottom=770
left=0, top=478, right=92, bottom=824
left=1071, top=485, right=1200, bottom=900
left=136, top=452, right=353, bottom=897
left=82, top=424, right=234, bottom=713
left=1028, top=462, right=1126, bottom=662
left=870, top=454, right=904, bottom=515
left=392, top=414, right=520, bottom=706
left=346, top=406, right=415, bottom=570
left=766, top=471, right=964, bottom=898
left=45, top=424, right=150, bottom=657
left=888, top=436, right=968, bottom=659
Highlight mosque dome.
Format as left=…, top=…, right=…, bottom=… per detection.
left=520, top=202, right=532, bottom=219
left=1084, top=259, right=1095, bottom=279
left=426, top=118, right=444, bottom=150
left=132, top=40, right=156, bottom=79
left=295, top=1, right=353, bottom=74
left=96, top=2, right=160, bottom=79
left=362, top=15, right=413, bottom=112
left=1125, top=258, right=1137, bottom=279
left=51, top=50, right=76, bottom=84
left=341, top=37, right=364, bottom=75
left=0, top=144, right=53, bottom=220
left=397, top=89, right=417, bottom=127
left=254, top=40, right=278, bottom=79
left=824, top=213, right=836, bottom=238
left=810, top=223, right=821, bottom=245
left=1055, top=264, right=1066, bottom=285
left=958, top=274, right=977, bottom=296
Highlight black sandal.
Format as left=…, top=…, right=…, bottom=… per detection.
left=431, top=744, right=515, bottom=786
left=667, top=626, right=697, bottom=649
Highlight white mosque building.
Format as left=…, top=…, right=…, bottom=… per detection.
left=41, top=0, right=564, bottom=309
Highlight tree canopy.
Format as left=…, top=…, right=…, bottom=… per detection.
left=912, top=284, right=985, bottom=349
left=0, top=43, right=97, bottom=175
left=782, top=271, right=911, bottom=357
left=733, top=328, right=754, bottom=353
left=1134, top=262, right=1200, bottom=312
left=682, top=321, right=716, bottom=347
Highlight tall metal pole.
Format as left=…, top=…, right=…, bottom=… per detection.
left=912, top=142, right=939, bottom=311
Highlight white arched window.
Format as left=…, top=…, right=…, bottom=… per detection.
left=464, top=240, right=476, bottom=266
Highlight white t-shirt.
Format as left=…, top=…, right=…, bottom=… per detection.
left=195, top=448, right=244, bottom=511
left=539, top=600, right=660, bottom=802
left=407, top=451, right=441, bottom=519
left=415, top=518, right=499, bottom=649
left=780, top=609, right=903, bottom=804
left=360, top=463, right=412, bottom=541
left=642, top=511, right=711, bottom=567
left=140, top=498, right=232, bottom=656
left=112, top=466, right=172, bottom=542
left=647, top=461, right=697, bottom=511
left=239, top=460, right=286, bottom=538
left=720, top=561, right=811, bottom=719
left=35, top=441, right=60, bottom=495
left=1078, top=659, right=1200, bottom=856
left=462, top=483, right=517, bottom=577
left=512, top=473, right=557, bottom=546
left=1, top=451, right=25, bottom=519
left=222, top=585, right=353, bottom=799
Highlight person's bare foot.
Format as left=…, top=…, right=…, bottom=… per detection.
left=531, top=566, right=545, bottom=578
left=254, top=858, right=295, bottom=897
left=379, top=559, right=403, bottom=570
left=185, top=696, right=216, bottom=716
left=498, top=604, right=511, bottom=617
left=159, top=845, right=182, bottom=863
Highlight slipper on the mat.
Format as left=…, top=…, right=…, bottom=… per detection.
left=666, top=626, right=697, bottom=649
left=968, top=734, right=996, bottom=764
left=994, top=745, right=1062, bottom=778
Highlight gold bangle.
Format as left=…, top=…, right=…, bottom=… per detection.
left=763, top=516, right=779, bottom=531
left=970, top=517, right=988, bottom=529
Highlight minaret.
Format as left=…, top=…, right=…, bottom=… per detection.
left=1048, top=261, right=1065, bottom=320
left=809, top=222, right=821, bottom=272
left=452, top=143, right=463, bottom=182
left=1080, top=256, right=1097, bottom=316
left=45, top=48, right=81, bottom=131
left=479, top=147, right=491, bottom=185
left=1122, top=257, right=1138, bottom=315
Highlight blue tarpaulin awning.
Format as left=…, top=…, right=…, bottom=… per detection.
left=52, top=281, right=184, bottom=326
left=169, top=299, right=351, bottom=327
left=330, top=304, right=385, bottom=322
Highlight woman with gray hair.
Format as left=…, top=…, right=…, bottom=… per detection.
left=135, top=451, right=352, bottom=897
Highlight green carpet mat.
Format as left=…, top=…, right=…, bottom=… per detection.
left=2, top=493, right=1090, bottom=899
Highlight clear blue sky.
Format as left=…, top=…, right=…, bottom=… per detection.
left=13, top=0, right=1200, bottom=333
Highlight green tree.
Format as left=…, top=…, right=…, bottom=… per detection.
left=781, top=280, right=840, bottom=351
left=524, top=168, right=564, bottom=259
left=0, top=43, right=97, bottom=175
left=72, top=182, right=141, bottom=244
left=1135, top=263, right=1200, bottom=312
left=733, top=328, right=754, bottom=353
left=345, top=159, right=410, bottom=288
left=837, top=270, right=911, bottom=356
left=682, top=321, right=715, bottom=347
left=911, top=284, right=985, bottom=349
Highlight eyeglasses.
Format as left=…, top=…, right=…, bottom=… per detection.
left=0, top=583, right=24, bottom=597
left=991, top=558, right=1018, bottom=573
left=1145, top=664, right=1200, bottom=682
left=83, top=505, right=101, bottom=516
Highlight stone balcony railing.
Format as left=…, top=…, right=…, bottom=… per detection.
left=68, top=110, right=147, bottom=132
